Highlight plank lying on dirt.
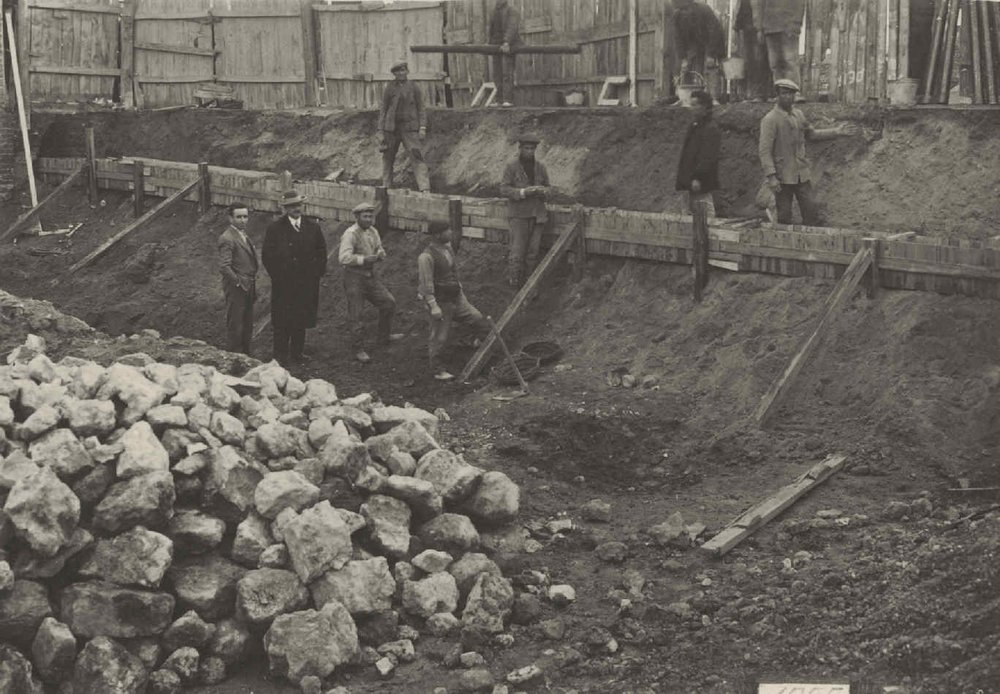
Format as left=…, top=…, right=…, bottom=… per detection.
left=702, top=453, right=848, bottom=556
left=68, top=179, right=200, bottom=273
left=2, top=163, right=86, bottom=242
left=754, top=247, right=873, bottom=428
left=460, top=220, right=581, bottom=382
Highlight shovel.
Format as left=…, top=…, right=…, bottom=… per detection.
left=486, top=315, right=529, bottom=401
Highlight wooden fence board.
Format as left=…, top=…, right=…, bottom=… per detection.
left=133, top=0, right=213, bottom=108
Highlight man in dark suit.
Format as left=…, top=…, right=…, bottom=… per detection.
left=488, top=0, right=522, bottom=106
left=218, top=203, right=258, bottom=355
left=378, top=61, right=430, bottom=192
left=499, top=133, right=550, bottom=287
left=675, top=90, right=721, bottom=218
left=262, top=190, right=328, bottom=365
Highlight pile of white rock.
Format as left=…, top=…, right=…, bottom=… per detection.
left=0, top=334, right=521, bottom=693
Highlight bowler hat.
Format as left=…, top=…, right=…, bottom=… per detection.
left=352, top=201, right=376, bottom=214
left=278, top=189, right=307, bottom=206
left=390, top=61, right=408, bottom=73
left=774, top=78, right=801, bottom=93
left=425, top=221, right=450, bottom=235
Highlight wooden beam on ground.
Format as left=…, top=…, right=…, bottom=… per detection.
left=702, top=453, right=848, bottom=557
left=69, top=178, right=199, bottom=273
left=754, top=247, right=873, bottom=428
left=460, top=220, right=581, bottom=382
left=1, top=163, right=86, bottom=242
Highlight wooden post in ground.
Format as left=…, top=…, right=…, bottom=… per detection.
left=862, top=237, right=881, bottom=297
left=572, top=206, right=587, bottom=282
left=299, top=0, right=318, bottom=106
left=448, top=197, right=463, bottom=253
left=120, top=0, right=136, bottom=108
left=198, top=162, right=210, bottom=213
left=375, top=186, right=389, bottom=232
left=627, top=0, right=638, bottom=106
left=132, top=160, right=145, bottom=217
left=85, top=126, right=98, bottom=204
left=692, top=200, right=709, bottom=302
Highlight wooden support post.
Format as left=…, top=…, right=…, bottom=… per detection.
left=1, top=163, right=86, bottom=242
left=375, top=186, right=389, bottom=233
left=120, top=0, right=136, bottom=108
left=132, top=160, right=145, bottom=218
left=15, top=1, right=29, bottom=127
left=279, top=170, right=293, bottom=191
left=862, top=237, right=881, bottom=297
left=981, top=0, right=997, bottom=104
left=460, top=221, right=581, bottom=382
left=939, top=0, right=960, bottom=104
left=572, top=206, right=586, bottom=281
left=198, top=161, right=210, bottom=213
left=924, top=0, right=947, bottom=102
left=69, top=178, right=199, bottom=273
left=701, top=454, right=848, bottom=557
left=85, top=126, right=98, bottom=204
left=448, top=197, right=463, bottom=253
left=899, top=0, right=910, bottom=79
left=627, top=0, right=638, bottom=107
left=5, top=9, right=37, bottom=209
left=754, top=247, right=874, bottom=428
left=692, top=200, right=709, bottom=302
left=299, top=0, right=318, bottom=106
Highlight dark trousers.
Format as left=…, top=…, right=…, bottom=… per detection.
left=427, top=294, right=490, bottom=371
left=273, top=324, right=305, bottom=364
left=775, top=181, right=820, bottom=226
left=491, top=53, right=516, bottom=103
left=224, top=284, right=254, bottom=355
left=344, top=271, right=396, bottom=350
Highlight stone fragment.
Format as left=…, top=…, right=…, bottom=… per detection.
left=370, top=405, right=439, bottom=435
left=366, top=421, right=439, bottom=461
left=294, top=457, right=325, bottom=485
left=60, top=581, right=174, bottom=638
left=148, top=668, right=182, bottom=694
left=581, top=499, right=611, bottom=522
left=337, top=508, right=366, bottom=534
left=12, top=527, right=93, bottom=580
left=418, top=513, right=480, bottom=554
left=318, top=439, right=371, bottom=481
left=96, top=363, right=166, bottom=425
left=169, top=509, right=226, bottom=554
left=185, top=403, right=212, bottom=433
left=0, top=561, right=12, bottom=591
left=231, top=512, right=273, bottom=567
left=506, top=664, right=542, bottom=685
left=414, top=449, right=483, bottom=504
left=255, top=471, right=320, bottom=519
left=20, top=405, right=61, bottom=441
left=277, top=500, right=352, bottom=583
left=510, top=593, right=543, bottom=625
left=309, top=557, right=395, bottom=616
left=293, top=379, right=339, bottom=409
left=462, top=574, right=514, bottom=633
left=0, top=396, right=13, bottom=428
left=4, top=466, right=79, bottom=557
left=313, top=404, right=372, bottom=431
left=413, top=549, right=453, bottom=574
left=162, top=647, right=199, bottom=683
left=206, top=446, right=264, bottom=515
left=0, top=451, right=39, bottom=490
left=426, top=612, right=461, bottom=636
left=462, top=471, right=519, bottom=525
left=144, top=363, right=179, bottom=395
left=65, top=399, right=116, bottom=438
left=198, top=656, right=226, bottom=685
left=236, top=568, right=310, bottom=624
left=68, top=363, right=106, bottom=400
left=168, top=555, right=246, bottom=620
left=361, top=495, right=412, bottom=559
left=375, top=656, right=395, bottom=677
left=307, top=418, right=335, bottom=449
left=377, top=639, right=415, bottom=663
left=457, top=668, right=494, bottom=692
left=548, top=584, right=576, bottom=607
left=403, top=572, right=459, bottom=619
left=595, top=541, right=628, bottom=563
left=172, top=452, right=207, bottom=476
left=206, top=378, right=240, bottom=412
left=384, top=475, right=443, bottom=520
left=648, top=511, right=686, bottom=547
left=93, top=471, right=175, bottom=534
left=459, top=652, right=486, bottom=667
left=80, top=526, right=171, bottom=589
left=448, top=553, right=503, bottom=601
left=264, top=601, right=359, bottom=682
left=27, top=428, right=93, bottom=480
left=208, top=617, right=251, bottom=665
left=117, top=421, right=170, bottom=479
left=258, top=543, right=289, bottom=568
left=209, top=411, right=245, bottom=445
left=255, top=422, right=308, bottom=459
left=0, top=580, right=52, bottom=647
left=18, top=382, right=67, bottom=415
left=162, top=610, right=216, bottom=652
left=73, top=636, right=148, bottom=694
left=30, top=616, right=76, bottom=683
left=147, top=405, right=188, bottom=430
left=385, top=449, right=417, bottom=476
left=355, top=465, right=387, bottom=493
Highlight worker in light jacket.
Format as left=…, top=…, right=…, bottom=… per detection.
left=488, top=0, right=522, bottom=106
left=261, top=190, right=327, bottom=365
left=218, top=203, right=258, bottom=356
left=499, top=133, right=551, bottom=287
left=378, top=61, right=430, bottom=192
left=675, top=90, right=721, bottom=218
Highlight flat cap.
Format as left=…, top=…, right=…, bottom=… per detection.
left=352, top=201, right=376, bottom=214
left=425, top=221, right=450, bottom=235
left=774, top=78, right=801, bottom=92
left=517, top=132, right=541, bottom=144
left=390, top=61, right=408, bottom=73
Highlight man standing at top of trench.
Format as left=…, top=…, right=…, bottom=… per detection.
left=218, top=202, right=258, bottom=356
left=758, top=79, right=857, bottom=226
left=488, top=0, right=521, bottom=106
left=378, top=61, right=430, bottom=192
left=262, top=190, right=327, bottom=365
left=500, top=133, right=550, bottom=287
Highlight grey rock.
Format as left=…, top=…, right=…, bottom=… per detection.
left=27, top=428, right=93, bottom=480
left=205, top=446, right=264, bottom=515
left=79, top=525, right=173, bottom=588
left=236, top=568, right=309, bottom=624
left=209, top=411, right=245, bottom=446
left=457, top=668, right=494, bottom=692
left=318, top=440, right=370, bottom=482
left=276, top=500, right=352, bottom=583
left=93, top=471, right=175, bottom=534
left=448, top=553, right=502, bottom=601
left=254, top=471, right=320, bottom=519
left=648, top=511, right=686, bottom=547
left=207, top=617, right=251, bottom=666
left=5, top=466, right=80, bottom=557
left=312, top=404, right=372, bottom=432
left=294, top=457, right=325, bottom=486
left=20, top=405, right=61, bottom=441
left=144, top=363, right=179, bottom=396
left=377, top=639, right=415, bottom=663
left=510, top=593, right=543, bottom=626
left=258, top=543, right=289, bottom=568
left=255, top=422, right=308, bottom=459
left=412, top=549, right=453, bottom=574
left=162, top=647, right=199, bottom=683
left=148, top=668, right=182, bottom=694
left=168, top=555, right=246, bottom=620
left=198, top=656, right=226, bottom=685
left=96, top=363, right=166, bottom=425
left=414, top=449, right=483, bottom=504
left=385, top=449, right=417, bottom=476
left=162, top=610, right=216, bottom=652
left=384, top=475, right=443, bottom=520
left=65, top=399, right=116, bottom=438
left=117, top=421, right=170, bottom=479
left=366, top=420, right=439, bottom=461
left=146, top=405, right=188, bottom=430
left=581, top=499, right=612, bottom=522
left=0, top=580, right=52, bottom=648
left=361, top=495, right=412, bottom=559
left=370, top=405, right=439, bottom=435
left=402, top=572, right=459, bottom=619
left=60, top=581, right=174, bottom=638
left=71, top=462, right=115, bottom=507
left=426, top=612, right=461, bottom=636
left=231, top=512, right=273, bottom=567
left=68, top=362, right=105, bottom=400
left=418, top=514, right=480, bottom=554
left=73, top=636, right=148, bottom=694
left=0, top=644, right=44, bottom=694
left=309, top=557, right=395, bottom=616
left=31, top=617, right=76, bottom=683
left=461, top=573, right=514, bottom=633
left=0, top=451, right=39, bottom=490
left=168, top=509, right=225, bottom=554
left=264, top=601, right=359, bottom=682
left=12, top=527, right=93, bottom=579
left=461, top=471, right=519, bottom=526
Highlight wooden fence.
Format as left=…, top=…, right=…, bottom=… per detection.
left=35, top=155, right=1000, bottom=301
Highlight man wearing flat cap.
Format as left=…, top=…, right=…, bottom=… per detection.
left=418, top=221, right=490, bottom=381
left=499, top=133, right=551, bottom=287
left=339, top=201, right=403, bottom=364
left=262, top=190, right=328, bottom=365
left=378, top=61, right=431, bottom=192
left=759, top=79, right=857, bottom=225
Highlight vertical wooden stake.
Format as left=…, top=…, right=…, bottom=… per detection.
left=120, top=0, right=136, bottom=108
left=132, top=160, right=144, bottom=218
left=692, top=200, right=709, bottom=302
left=198, top=162, right=210, bottom=213
left=627, top=0, right=638, bottom=106
left=299, top=0, right=318, bottom=106
left=572, top=205, right=587, bottom=282
left=862, top=237, right=881, bottom=297
left=448, top=197, right=463, bottom=253
left=375, top=186, right=389, bottom=232
left=85, top=125, right=98, bottom=204
left=5, top=9, right=36, bottom=209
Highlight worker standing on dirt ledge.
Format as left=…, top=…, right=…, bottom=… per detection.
left=262, top=190, right=328, bottom=366
left=340, top=202, right=404, bottom=364
left=675, top=90, right=721, bottom=218
left=378, top=61, right=430, bottom=192
left=500, top=133, right=551, bottom=287
left=418, top=221, right=491, bottom=382
left=759, top=79, right=857, bottom=226
left=218, top=203, right=258, bottom=356
left=488, top=0, right=522, bottom=106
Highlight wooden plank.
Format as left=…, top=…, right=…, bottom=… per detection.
left=460, top=221, right=581, bottom=382
left=1, top=163, right=85, bottom=242
left=134, top=41, right=216, bottom=56
left=29, top=64, right=121, bottom=77
left=69, top=178, right=199, bottom=273
left=120, top=0, right=135, bottom=108
left=300, top=0, right=318, bottom=106
left=754, top=248, right=873, bottom=428
left=28, top=0, right=119, bottom=13
left=899, top=0, right=910, bottom=80
left=701, top=454, right=848, bottom=557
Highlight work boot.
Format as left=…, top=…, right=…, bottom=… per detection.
left=355, top=350, right=371, bottom=364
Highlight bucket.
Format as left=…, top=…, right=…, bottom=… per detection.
left=887, top=78, right=919, bottom=107
left=722, top=57, right=745, bottom=80
left=676, top=71, right=707, bottom=107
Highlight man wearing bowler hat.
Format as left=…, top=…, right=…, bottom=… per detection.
left=418, top=221, right=490, bottom=381
left=499, top=133, right=551, bottom=287
left=262, top=189, right=328, bottom=365
left=339, top=201, right=403, bottom=364
left=378, top=61, right=431, bottom=192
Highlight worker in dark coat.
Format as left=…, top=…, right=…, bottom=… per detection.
left=675, top=90, right=721, bottom=217
left=261, top=189, right=328, bottom=365
left=734, top=0, right=772, bottom=100
left=499, top=133, right=551, bottom=287
left=488, top=0, right=522, bottom=106
left=674, top=0, right=727, bottom=101
left=378, top=61, right=430, bottom=192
